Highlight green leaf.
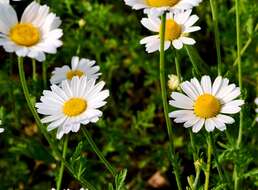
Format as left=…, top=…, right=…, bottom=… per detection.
left=115, top=169, right=127, bottom=190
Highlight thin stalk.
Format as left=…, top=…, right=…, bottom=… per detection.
left=160, top=13, right=182, bottom=190
left=17, top=57, right=96, bottom=190
left=210, top=0, right=222, bottom=75
left=204, top=133, right=212, bottom=190
left=82, top=128, right=116, bottom=176
left=235, top=0, right=243, bottom=188
left=32, top=59, right=37, bottom=82
left=189, top=131, right=200, bottom=190
left=56, top=136, right=69, bottom=190
left=42, top=62, right=47, bottom=88
left=185, top=46, right=201, bottom=76
left=175, top=52, right=182, bottom=84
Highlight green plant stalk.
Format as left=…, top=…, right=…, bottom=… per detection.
left=160, top=13, right=182, bottom=190
left=175, top=53, right=182, bottom=84
left=32, top=59, right=37, bottom=82
left=209, top=0, right=222, bottom=75
left=204, top=133, right=212, bottom=190
left=56, top=136, right=69, bottom=190
left=185, top=45, right=201, bottom=76
left=42, top=62, right=47, bottom=88
left=189, top=131, right=200, bottom=190
left=235, top=0, right=243, bottom=188
left=17, top=57, right=96, bottom=190
left=82, top=128, right=116, bottom=176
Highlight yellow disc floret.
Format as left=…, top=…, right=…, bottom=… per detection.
left=146, top=0, right=180, bottom=7
left=194, top=94, right=221, bottom=119
left=66, top=70, right=84, bottom=80
left=161, top=19, right=182, bottom=41
left=10, top=23, right=40, bottom=47
left=63, top=98, right=87, bottom=117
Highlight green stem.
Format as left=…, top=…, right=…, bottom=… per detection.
left=82, top=128, right=116, bottom=176
left=235, top=0, right=243, bottom=188
left=204, top=133, right=212, bottom=190
left=175, top=52, right=182, bottom=84
left=56, top=136, right=69, bottom=190
left=42, top=62, right=47, bottom=88
left=32, top=59, right=37, bottom=82
left=209, top=0, right=222, bottom=75
left=17, top=57, right=96, bottom=190
left=160, top=13, right=182, bottom=190
left=189, top=131, right=200, bottom=190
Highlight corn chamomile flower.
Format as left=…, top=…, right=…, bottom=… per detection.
left=36, top=76, right=109, bottom=139
left=140, top=9, right=200, bottom=52
left=0, top=1, right=63, bottom=62
left=255, top=98, right=258, bottom=122
left=50, top=56, right=101, bottom=85
left=124, top=0, right=202, bottom=14
left=169, top=75, right=244, bottom=133
left=168, top=74, right=180, bottom=91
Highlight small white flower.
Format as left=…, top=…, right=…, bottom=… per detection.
left=140, top=9, right=200, bottom=52
left=0, top=1, right=63, bottom=62
left=168, top=74, right=180, bottom=91
left=169, top=75, right=244, bottom=133
left=0, top=128, right=4, bottom=133
left=50, top=56, right=101, bottom=85
left=36, top=76, right=109, bottom=139
left=124, top=0, right=202, bottom=14
left=255, top=98, right=258, bottom=122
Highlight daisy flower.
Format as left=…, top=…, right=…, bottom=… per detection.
left=50, top=56, right=101, bottom=85
left=124, top=0, right=202, bottom=14
left=36, top=76, right=109, bottom=139
left=0, top=1, right=63, bottom=62
left=169, top=75, right=244, bottom=133
left=140, top=9, right=200, bottom=52
left=255, top=98, right=258, bottom=122
left=0, top=0, right=9, bottom=3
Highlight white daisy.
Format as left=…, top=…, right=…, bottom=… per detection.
left=169, top=75, right=245, bottom=133
left=0, top=0, right=9, bottom=3
left=140, top=9, right=200, bottom=52
left=36, top=76, right=109, bottom=139
left=50, top=56, right=101, bottom=85
left=0, top=1, right=63, bottom=62
left=255, top=98, right=258, bottom=122
left=124, top=0, right=202, bottom=14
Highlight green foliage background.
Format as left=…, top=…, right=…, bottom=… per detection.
left=0, top=0, right=257, bottom=189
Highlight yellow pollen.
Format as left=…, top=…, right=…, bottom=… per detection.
left=9, top=23, right=40, bottom=47
left=66, top=70, right=84, bottom=80
left=160, top=19, right=182, bottom=41
left=194, top=94, right=221, bottom=119
left=146, top=0, right=180, bottom=7
left=63, top=98, right=87, bottom=117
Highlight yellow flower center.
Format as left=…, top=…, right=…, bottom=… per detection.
left=63, top=98, right=87, bottom=117
left=146, top=0, right=180, bottom=7
left=194, top=94, right=221, bottom=119
left=66, top=70, right=85, bottom=80
left=161, top=19, right=182, bottom=41
left=9, top=23, right=40, bottom=47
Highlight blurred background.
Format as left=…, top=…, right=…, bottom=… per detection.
left=0, top=0, right=257, bottom=189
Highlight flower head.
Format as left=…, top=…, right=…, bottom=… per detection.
left=168, top=74, right=180, bottom=91
left=140, top=9, right=200, bottom=52
left=124, top=0, right=202, bottom=14
left=169, top=75, right=244, bottom=133
left=0, top=1, right=63, bottom=62
left=50, top=56, right=101, bottom=85
left=36, top=76, right=109, bottom=139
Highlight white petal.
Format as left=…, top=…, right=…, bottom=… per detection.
left=192, top=119, right=205, bottom=133
left=201, top=75, right=212, bottom=94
